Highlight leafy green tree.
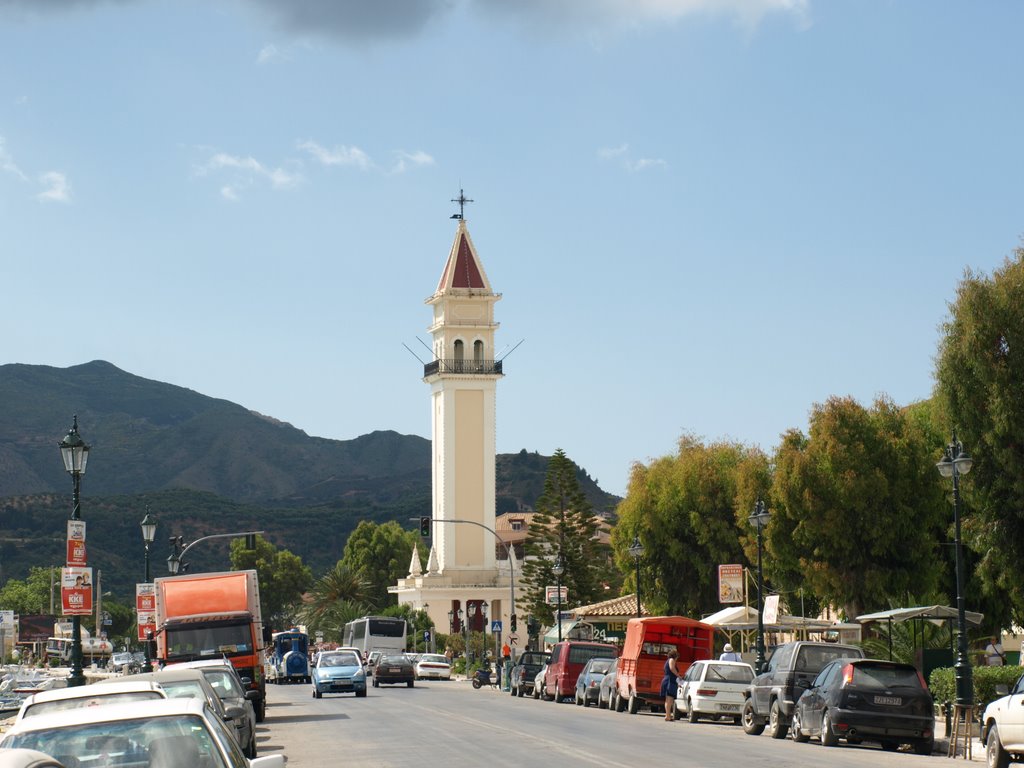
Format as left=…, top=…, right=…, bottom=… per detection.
left=935, top=249, right=1024, bottom=626
left=0, top=566, right=59, bottom=615
left=338, top=521, right=418, bottom=609
left=296, top=563, right=373, bottom=640
left=229, top=535, right=313, bottom=630
left=770, top=395, right=947, bottom=619
left=614, top=437, right=756, bottom=617
left=520, top=449, right=610, bottom=622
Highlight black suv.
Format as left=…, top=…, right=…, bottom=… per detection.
left=742, top=640, right=864, bottom=739
left=509, top=651, right=549, bottom=698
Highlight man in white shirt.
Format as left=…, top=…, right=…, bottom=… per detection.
left=719, top=643, right=742, bottom=662
left=984, top=636, right=1005, bottom=666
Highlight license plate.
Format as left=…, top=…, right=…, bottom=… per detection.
left=717, top=704, right=740, bottom=712
left=874, top=695, right=901, bottom=706
left=389, top=667, right=401, bottom=673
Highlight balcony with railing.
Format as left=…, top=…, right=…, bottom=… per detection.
left=423, top=359, right=503, bottom=377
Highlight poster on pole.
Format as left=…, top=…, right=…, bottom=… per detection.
left=545, top=585, right=568, bottom=605
left=718, top=564, right=744, bottom=603
left=61, top=566, right=93, bottom=616
left=136, top=583, right=156, bottom=641
left=66, top=520, right=87, bottom=567
left=763, top=594, right=780, bottom=625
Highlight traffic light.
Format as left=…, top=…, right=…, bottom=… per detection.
left=245, top=533, right=256, bottom=550
left=510, top=614, right=517, bottom=633
left=419, top=516, right=431, bottom=537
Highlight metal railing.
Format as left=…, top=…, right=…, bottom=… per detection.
left=424, top=359, right=503, bottom=376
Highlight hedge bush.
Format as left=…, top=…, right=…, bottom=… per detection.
left=929, top=665, right=1024, bottom=710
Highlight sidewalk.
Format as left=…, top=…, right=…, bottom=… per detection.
left=934, top=716, right=984, bottom=761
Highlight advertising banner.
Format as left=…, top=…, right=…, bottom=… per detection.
left=61, top=566, right=93, bottom=616
left=66, top=520, right=87, bottom=567
left=545, top=585, right=568, bottom=605
left=136, top=583, right=157, bottom=641
left=718, top=564, right=744, bottom=603
left=763, top=594, right=780, bottom=625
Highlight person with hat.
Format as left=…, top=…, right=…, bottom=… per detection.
left=720, top=643, right=742, bottom=662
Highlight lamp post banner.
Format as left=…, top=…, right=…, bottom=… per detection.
left=66, top=520, right=86, bottom=566
left=545, top=586, right=568, bottom=605
left=61, top=566, right=93, bottom=615
left=763, top=594, right=780, bottom=625
left=718, top=564, right=744, bottom=603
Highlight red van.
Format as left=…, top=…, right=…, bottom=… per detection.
left=541, top=640, right=619, bottom=702
left=614, top=616, right=713, bottom=714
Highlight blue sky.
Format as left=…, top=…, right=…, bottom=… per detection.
left=1, top=1, right=1021, bottom=498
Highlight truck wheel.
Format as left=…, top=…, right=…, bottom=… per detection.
left=768, top=699, right=789, bottom=739
left=628, top=693, right=639, bottom=714
left=742, top=699, right=765, bottom=735
left=614, top=691, right=625, bottom=712
left=986, top=725, right=1010, bottom=768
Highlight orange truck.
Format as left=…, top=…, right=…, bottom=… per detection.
left=613, top=616, right=714, bottom=714
left=154, top=570, right=267, bottom=721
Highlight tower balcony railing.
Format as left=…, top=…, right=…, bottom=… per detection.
left=424, top=359, right=503, bottom=377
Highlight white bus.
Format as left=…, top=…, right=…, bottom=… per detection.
left=342, top=616, right=407, bottom=657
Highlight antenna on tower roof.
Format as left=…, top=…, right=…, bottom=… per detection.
left=450, top=187, right=473, bottom=220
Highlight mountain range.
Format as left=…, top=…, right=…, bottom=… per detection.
left=0, top=361, right=620, bottom=599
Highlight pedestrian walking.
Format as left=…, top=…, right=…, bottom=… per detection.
left=661, top=649, right=680, bottom=721
left=719, top=643, right=742, bottom=662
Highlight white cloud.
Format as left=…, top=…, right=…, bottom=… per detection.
left=0, top=136, right=28, bottom=181
left=257, top=44, right=280, bottom=63
left=598, top=143, right=667, bottom=172
left=37, top=171, right=72, bottom=203
left=195, top=151, right=301, bottom=198
left=298, top=139, right=372, bottom=170
left=390, top=150, right=435, bottom=174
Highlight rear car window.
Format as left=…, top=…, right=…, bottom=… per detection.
left=588, top=659, right=614, bottom=674
left=706, top=664, right=753, bottom=683
left=567, top=645, right=615, bottom=665
left=795, top=646, right=859, bottom=673
left=852, top=664, right=923, bottom=689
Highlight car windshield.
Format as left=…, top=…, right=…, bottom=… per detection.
left=157, top=681, right=213, bottom=709
left=706, top=664, right=754, bottom=683
left=852, top=664, right=923, bottom=689
left=2, top=713, right=229, bottom=768
left=201, top=670, right=244, bottom=698
left=24, top=692, right=164, bottom=719
left=320, top=653, right=360, bottom=667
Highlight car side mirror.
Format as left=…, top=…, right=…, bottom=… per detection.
left=245, top=690, right=260, bottom=702
left=239, top=677, right=252, bottom=687
left=994, top=683, right=1009, bottom=696
left=796, top=679, right=811, bottom=689
left=225, top=704, right=248, bottom=721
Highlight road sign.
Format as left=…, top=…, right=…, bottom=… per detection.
left=508, top=633, right=519, bottom=646
left=491, top=620, right=502, bottom=633
left=423, top=630, right=431, bottom=642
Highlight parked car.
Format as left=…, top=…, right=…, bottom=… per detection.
left=131, top=668, right=252, bottom=756
left=982, top=670, right=1024, bottom=767
left=16, top=680, right=167, bottom=721
left=372, top=655, right=415, bottom=687
left=163, top=660, right=258, bottom=758
left=598, top=667, right=617, bottom=709
left=110, top=652, right=136, bottom=673
left=789, top=658, right=934, bottom=754
left=742, top=640, right=865, bottom=739
left=312, top=650, right=368, bottom=698
left=575, top=657, right=615, bottom=707
left=0, top=698, right=286, bottom=768
left=509, top=651, right=548, bottom=698
left=414, top=654, right=452, bottom=681
left=543, top=640, right=618, bottom=703
left=615, top=617, right=713, bottom=715
left=676, top=659, right=754, bottom=723
left=532, top=664, right=549, bottom=700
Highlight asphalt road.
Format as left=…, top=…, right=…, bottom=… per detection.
left=255, top=678, right=955, bottom=767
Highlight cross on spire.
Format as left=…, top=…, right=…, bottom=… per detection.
left=450, top=188, right=474, bottom=220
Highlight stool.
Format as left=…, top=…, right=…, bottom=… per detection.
left=947, top=703, right=974, bottom=759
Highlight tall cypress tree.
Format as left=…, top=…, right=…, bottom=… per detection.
left=521, top=449, right=609, bottom=624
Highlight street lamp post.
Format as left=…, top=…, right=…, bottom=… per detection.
left=552, top=555, right=565, bottom=643
left=748, top=500, right=770, bottom=675
left=140, top=511, right=157, bottom=672
left=59, top=416, right=90, bottom=688
left=937, top=432, right=974, bottom=708
left=628, top=536, right=644, bottom=619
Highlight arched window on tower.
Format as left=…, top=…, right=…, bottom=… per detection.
left=453, top=340, right=464, bottom=368
left=473, top=340, right=484, bottom=362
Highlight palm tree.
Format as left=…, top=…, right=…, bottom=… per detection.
left=297, top=563, right=375, bottom=640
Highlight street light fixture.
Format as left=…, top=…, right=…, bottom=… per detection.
left=59, top=416, right=90, bottom=688
left=552, top=554, right=565, bottom=643
left=628, top=536, right=644, bottom=619
left=748, top=500, right=770, bottom=675
left=936, top=432, right=973, bottom=708
left=141, top=510, right=157, bottom=672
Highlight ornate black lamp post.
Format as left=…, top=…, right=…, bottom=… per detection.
left=628, top=536, right=644, bottom=619
left=748, top=500, right=770, bottom=675
left=140, top=511, right=157, bottom=672
left=552, top=554, right=565, bottom=643
left=59, top=416, right=90, bottom=688
left=936, top=432, right=974, bottom=707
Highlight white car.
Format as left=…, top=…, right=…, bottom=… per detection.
left=16, top=680, right=167, bottom=722
left=675, top=659, right=755, bottom=723
left=1, top=698, right=285, bottom=768
left=414, top=654, right=452, bottom=680
left=982, top=671, right=1024, bottom=768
